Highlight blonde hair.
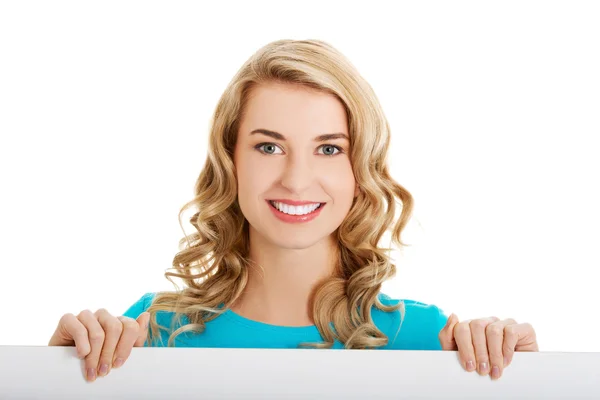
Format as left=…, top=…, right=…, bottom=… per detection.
left=145, top=39, right=414, bottom=349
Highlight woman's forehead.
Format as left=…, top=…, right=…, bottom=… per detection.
left=240, top=86, right=348, bottom=140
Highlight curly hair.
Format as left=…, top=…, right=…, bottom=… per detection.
left=145, top=38, right=414, bottom=349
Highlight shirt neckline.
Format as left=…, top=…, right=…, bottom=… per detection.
left=221, top=307, right=321, bottom=335
left=213, top=292, right=393, bottom=335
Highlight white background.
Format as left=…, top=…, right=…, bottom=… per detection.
left=0, top=1, right=598, bottom=352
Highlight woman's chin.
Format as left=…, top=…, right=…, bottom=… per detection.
left=268, top=236, right=323, bottom=251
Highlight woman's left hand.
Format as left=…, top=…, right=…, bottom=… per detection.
left=438, top=314, right=539, bottom=380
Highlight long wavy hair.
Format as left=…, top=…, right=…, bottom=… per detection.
left=145, top=39, right=414, bottom=349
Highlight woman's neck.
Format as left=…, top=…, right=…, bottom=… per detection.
left=230, top=228, right=339, bottom=326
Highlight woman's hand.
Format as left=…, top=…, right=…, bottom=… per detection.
left=438, top=314, right=539, bottom=380
left=48, top=309, right=151, bottom=382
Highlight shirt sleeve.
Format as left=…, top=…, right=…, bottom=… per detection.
left=122, top=292, right=155, bottom=320
left=429, top=305, right=450, bottom=350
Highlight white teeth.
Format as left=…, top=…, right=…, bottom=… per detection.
left=270, top=201, right=321, bottom=215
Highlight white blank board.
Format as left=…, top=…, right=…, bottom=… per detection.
left=1, top=346, right=599, bottom=399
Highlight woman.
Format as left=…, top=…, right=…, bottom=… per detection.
left=49, top=39, right=538, bottom=383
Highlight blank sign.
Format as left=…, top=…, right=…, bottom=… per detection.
left=1, top=346, right=599, bottom=399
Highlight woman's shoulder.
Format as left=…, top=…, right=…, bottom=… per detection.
left=374, top=293, right=449, bottom=350
left=376, top=292, right=444, bottom=313
left=122, top=292, right=156, bottom=319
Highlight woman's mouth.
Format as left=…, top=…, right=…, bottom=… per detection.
left=267, top=200, right=326, bottom=223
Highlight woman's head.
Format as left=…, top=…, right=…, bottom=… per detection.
left=201, top=39, right=412, bottom=253
left=150, top=39, right=412, bottom=349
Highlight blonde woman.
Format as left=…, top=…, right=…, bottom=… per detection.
left=49, top=39, right=539, bottom=383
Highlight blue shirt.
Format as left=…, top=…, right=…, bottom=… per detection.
left=122, top=292, right=448, bottom=350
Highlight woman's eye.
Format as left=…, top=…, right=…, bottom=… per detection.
left=256, top=143, right=283, bottom=154
left=254, top=143, right=343, bottom=156
left=318, top=145, right=342, bottom=156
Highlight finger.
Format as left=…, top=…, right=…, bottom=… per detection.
left=111, top=313, right=149, bottom=370
left=133, top=312, right=151, bottom=347
left=94, top=309, right=123, bottom=378
left=485, top=318, right=516, bottom=380
left=453, top=320, right=476, bottom=372
left=470, top=317, right=498, bottom=376
left=513, top=322, right=538, bottom=352
left=77, top=310, right=105, bottom=382
left=438, top=313, right=459, bottom=350
left=54, top=313, right=91, bottom=358
left=504, top=322, right=538, bottom=366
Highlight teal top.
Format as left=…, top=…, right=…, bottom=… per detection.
left=122, top=292, right=449, bottom=350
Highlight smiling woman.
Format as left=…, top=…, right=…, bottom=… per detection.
left=48, top=38, right=538, bottom=383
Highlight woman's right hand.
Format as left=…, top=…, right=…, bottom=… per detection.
left=48, top=309, right=151, bottom=382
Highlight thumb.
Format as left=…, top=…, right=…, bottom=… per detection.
left=134, top=312, right=151, bottom=347
left=438, top=313, right=459, bottom=350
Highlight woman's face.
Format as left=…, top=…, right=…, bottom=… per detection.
left=233, top=82, right=358, bottom=250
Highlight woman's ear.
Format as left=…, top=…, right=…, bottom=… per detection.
left=354, top=183, right=360, bottom=197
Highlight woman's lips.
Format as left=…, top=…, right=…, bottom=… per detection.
left=266, top=200, right=325, bottom=224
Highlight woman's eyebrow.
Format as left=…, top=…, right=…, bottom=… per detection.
left=250, top=128, right=349, bottom=142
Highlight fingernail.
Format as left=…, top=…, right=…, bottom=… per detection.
left=491, top=366, right=500, bottom=380
left=98, top=363, right=108, bottom=376
left=479, top=362, right=489, bottom=374
left=87, top=368, right=96, bottom=382
left=504, top=356, right=509, bottom=366
left=113, top=358, right=124, bottom=368
left=466, top=360, right=475, bottom=371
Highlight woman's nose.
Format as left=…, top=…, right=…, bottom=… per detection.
left=279, top=156, right=316, bottom=195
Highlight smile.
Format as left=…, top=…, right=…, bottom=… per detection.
left=266, top=200, right=326, bottom=223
